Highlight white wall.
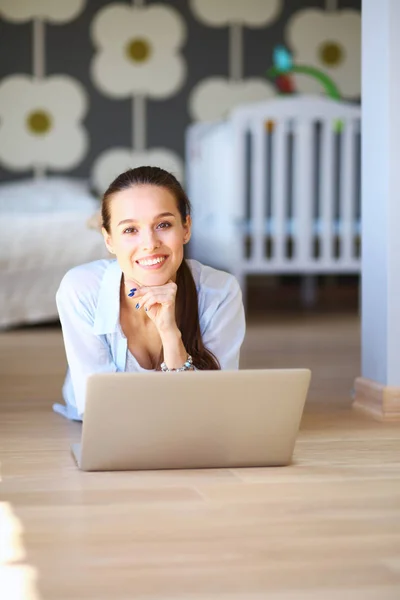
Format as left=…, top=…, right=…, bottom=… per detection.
left=361, top=0, right=400, bottom=385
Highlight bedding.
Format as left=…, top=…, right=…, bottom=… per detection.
left=0, top=177, right=109, bottom=328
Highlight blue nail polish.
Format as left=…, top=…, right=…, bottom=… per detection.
left=128, top=288, right=137, bottom=297
left=135, top=303, right=140, bottom=309
left=144, top=307, right=148, bottom=312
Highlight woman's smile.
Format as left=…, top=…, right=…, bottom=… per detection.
left=135, top=254, right=169, bottom=270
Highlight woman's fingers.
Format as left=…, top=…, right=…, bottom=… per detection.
left=136, top=289, right=175, bottom=311
left=129, top=282, right=177, bottom=303
left=124, top=277, right=141, bottom=295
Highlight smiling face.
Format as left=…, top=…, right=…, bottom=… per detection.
left=102, top=184, right=191, bottom=287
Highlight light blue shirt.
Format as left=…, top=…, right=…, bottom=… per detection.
left=54, top=258, right=246, bottom=420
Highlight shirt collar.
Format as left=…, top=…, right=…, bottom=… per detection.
left=92, top=259, right=122, bottom=335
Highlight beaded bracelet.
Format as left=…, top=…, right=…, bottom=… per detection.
left=161, top=354, right=193, bottom=372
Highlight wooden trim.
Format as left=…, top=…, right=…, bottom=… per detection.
left=353, top=377, right=400, bottom=421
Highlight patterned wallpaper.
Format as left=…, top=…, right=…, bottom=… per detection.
left=0, top=0, right=361, bottom=192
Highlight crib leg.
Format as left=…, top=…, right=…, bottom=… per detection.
left=300, top=275, right=317, bottom=308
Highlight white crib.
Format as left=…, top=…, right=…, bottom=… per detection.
left=185, top=95, right=361, bottom=305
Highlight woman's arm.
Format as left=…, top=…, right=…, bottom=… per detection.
left=56, top=272, right=118, bottom=417
left=200, top=276, right=246, bottom=370
left=159, top=328, right=190, bottom=370
left=132, top=280, right=192, bottom=370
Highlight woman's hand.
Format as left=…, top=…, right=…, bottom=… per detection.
left=128, top=280, right=178, bottom=335
left=125, top=278, right=190, bottom=370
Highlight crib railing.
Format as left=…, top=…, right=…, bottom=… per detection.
left=186, top=96, right=361, bottom=302
left=231, top=96, right=361, bottom=274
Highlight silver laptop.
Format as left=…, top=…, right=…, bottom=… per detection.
left=71, top=369, right=311, bottom=471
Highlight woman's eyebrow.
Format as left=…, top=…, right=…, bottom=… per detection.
left=117, top=212, right=176, bottom=226
left=154, top=212, right=176, bottom=220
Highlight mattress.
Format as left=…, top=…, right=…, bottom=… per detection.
left=0, top=177, right=110, bottom=328
left=0, top=210, right=109, bottom=271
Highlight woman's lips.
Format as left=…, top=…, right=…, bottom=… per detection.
left=135, top=255, right=169, bottom=270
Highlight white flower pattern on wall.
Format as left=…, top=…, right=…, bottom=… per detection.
left=190, top=0, right=282, bottom=28
left=189, top=0, right=281, bottom=122
left=0, top=0, right=86, bottom=23
left=90, top=3, right=186, bottom=99
left=285, top=9, right=361, bottom=99
left=190, top=78, right=275, bottom=122
left=92, top=148, right=184, bottom=196
left=0, top=75, right=88, bottom=170
left=0, top=0, right=362, bottom=179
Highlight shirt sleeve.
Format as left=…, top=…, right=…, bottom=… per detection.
left=200, top=275, right=246, bottom=370
left=56, top=271, right=118, bottom=417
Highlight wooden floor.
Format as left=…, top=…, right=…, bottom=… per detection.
left=1, top=314, right=400, bottom=599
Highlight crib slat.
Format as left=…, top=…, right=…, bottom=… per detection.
left=320, top=118, right=335, bottom=264
left=271, top=119, right=287, bottom=265
left=232, top=117, right=247, bottom=263
left=250, top=120, right=267, bottom=262
left=340, top=118, right=357, bottom=264
left=293, top=119, right=313, bottom=264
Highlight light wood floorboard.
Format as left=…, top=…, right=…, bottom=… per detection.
left=1, top=314, right=400, bottom=599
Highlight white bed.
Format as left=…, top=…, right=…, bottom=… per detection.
left=0, top=177, right=110, bottom=329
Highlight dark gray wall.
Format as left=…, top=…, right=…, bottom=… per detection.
left=0, top=0, right=361, bottom=185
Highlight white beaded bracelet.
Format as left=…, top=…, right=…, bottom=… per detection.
left=161, top=354, right=193, bottom=372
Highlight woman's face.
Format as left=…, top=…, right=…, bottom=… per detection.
left=102, top=184, right=191, bottom=287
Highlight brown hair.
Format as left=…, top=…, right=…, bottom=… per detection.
left=101, top=166, right=220, bottom=371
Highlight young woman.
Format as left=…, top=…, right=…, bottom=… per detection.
left=54, top=166, right=246, bottom=420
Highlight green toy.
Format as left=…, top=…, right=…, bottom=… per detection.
left=267, top=46, right=343, bottom=131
